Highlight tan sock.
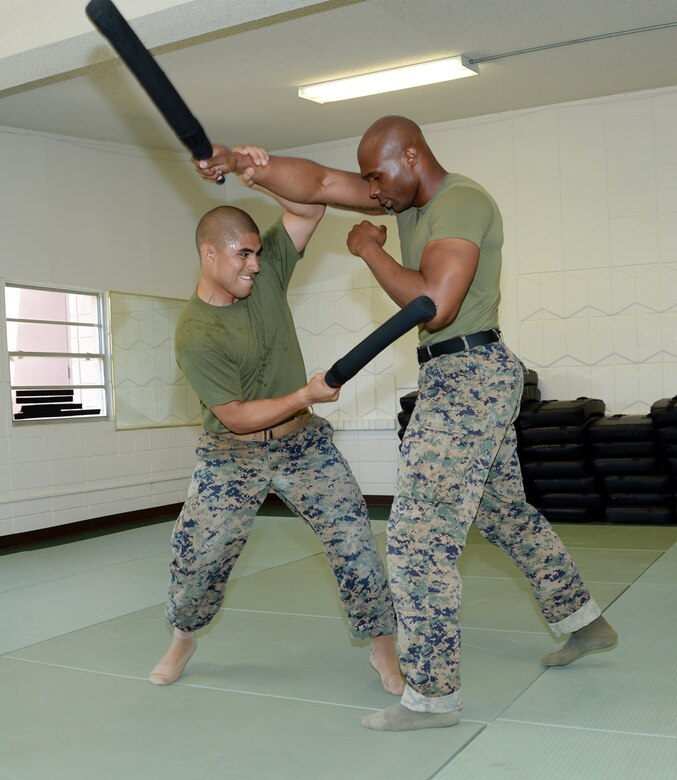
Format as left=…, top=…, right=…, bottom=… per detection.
left=149, top=628, right=196, bottom=686
left=369, top=635, right=406, bottom=695
left=541, top=615, right=618, bottom=667
left=361, top=703, right=460, bottom=731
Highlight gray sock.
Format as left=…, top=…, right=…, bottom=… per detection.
left=541, top=615, right=618, bottom=667
left=361, top=703, right=460, bottom=732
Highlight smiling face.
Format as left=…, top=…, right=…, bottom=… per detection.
left=195, top=206, right=263, bottom=306
left=201, top=231, right=262, bottom=305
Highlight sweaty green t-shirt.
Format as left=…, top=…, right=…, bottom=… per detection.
left=175, top=217, right=308, bottom=433
left=393, top=173, right=503, bottom=345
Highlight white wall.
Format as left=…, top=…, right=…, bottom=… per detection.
left=0, top=128, right=219, bottom=537
left=2, top=83, right=677, bottom=535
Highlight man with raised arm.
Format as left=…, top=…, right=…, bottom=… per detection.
left=150, top=185, right=403, bottom=696
left=193, top=117, right=618, bottom=731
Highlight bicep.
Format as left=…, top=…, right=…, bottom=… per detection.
left=419, top=238, right=480, bottom=328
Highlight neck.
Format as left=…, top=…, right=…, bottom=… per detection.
left=196, top=279, right=236, bottom=306
left=412, top=156, right=448, bottom=208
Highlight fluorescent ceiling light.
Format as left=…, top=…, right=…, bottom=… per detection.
left=298, top=56, right=479, bottom=104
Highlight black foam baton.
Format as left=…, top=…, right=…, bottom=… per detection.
left=324, top=295, right=436, bottom=388
left=85, top=0, right=225, bottom=183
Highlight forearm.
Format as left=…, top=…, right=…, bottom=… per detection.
left=357, top=244, right=437, bottom=313
left=212, top=389, right=311, bottom=434
left=211, top=372, right=339, bottom=433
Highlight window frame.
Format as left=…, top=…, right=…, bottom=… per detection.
left=2, top=280, right=112, bottom=425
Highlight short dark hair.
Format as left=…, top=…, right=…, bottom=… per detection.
left=195, top=206, right=260, bottom=253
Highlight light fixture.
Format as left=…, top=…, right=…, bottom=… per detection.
left=298, top=56, right=479, bottom=104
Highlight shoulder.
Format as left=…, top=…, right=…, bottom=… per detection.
left=429, top=178, right=497, bottom=225
left=438, top=176, right=494, bottom=207
left=258, top=218, right=302, bottom=269
left=260, top=217, right=304, bottom=282
left=176, top=297, right=226, bottom=350
left=261, top=217, right=298, bottom=251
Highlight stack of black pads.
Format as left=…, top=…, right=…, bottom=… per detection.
left=650, top=396, right=677, bottom=522
left=587, top=413, right=671, bottom=524
left=396, top=377, right=677, bottom=525
left=397, top=391, right=418, bottom=443
left=522, top=368, right=541, bottom=403
left=516, top=395, right=606, bottom=523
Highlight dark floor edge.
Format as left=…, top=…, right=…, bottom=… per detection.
left=0, top=494, right=395, bottom=553
left=0, top=503, right=185, bottom=553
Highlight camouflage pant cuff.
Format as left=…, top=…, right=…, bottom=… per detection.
left=401, top=684, right=463, bottom=713
left=549, top=598, right=601, bottom=637
left=350, top=622, right=398, bottom=641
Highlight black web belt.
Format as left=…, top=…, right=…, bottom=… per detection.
left=417, top=329, right=501, bottom=364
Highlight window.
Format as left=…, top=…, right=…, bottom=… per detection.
left=4, top=283, right=108, bottom=422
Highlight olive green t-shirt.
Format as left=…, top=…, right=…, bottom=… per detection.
left=175, top=218, right=308, bottom=433
left=393, top=173, right=503, bottom=345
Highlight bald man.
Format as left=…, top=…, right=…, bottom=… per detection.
left=150, top=196, right=403, bottom=694
left=193, top=117, right=618, bottom=732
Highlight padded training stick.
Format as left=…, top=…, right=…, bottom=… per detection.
left=324, top=295, right=436, bottom=388
left=85, top=0, right=224, bottom=183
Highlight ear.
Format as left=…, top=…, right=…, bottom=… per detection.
left=199, top=243, right=215, bottom=264
left=404, top=147, right=418, bottom=166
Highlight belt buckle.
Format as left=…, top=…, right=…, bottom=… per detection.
left=417, top=344, right=432, bottom=364
left=263, top=428, right=273, bottom=441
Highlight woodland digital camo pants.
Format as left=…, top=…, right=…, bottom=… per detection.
left=166, top=415, right=397, bottom=639
left=391, top=340, right=601, bottom=713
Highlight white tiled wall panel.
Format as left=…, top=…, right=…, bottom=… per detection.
left=110, top=294, right=202, bottom=429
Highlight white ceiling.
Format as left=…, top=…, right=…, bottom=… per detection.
left=1, top=0, right=677, bottom=154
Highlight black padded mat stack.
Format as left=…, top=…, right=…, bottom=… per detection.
left=395, top=381, right=677, bottom=526
left=652, top=395, right=677, bottom=477
left=522, top=366, right=541, bottom=404
left=650, top=396, right=677, bottom=523
left=588, top=414, right=673, bottom=524
left=516, top=397, right=605, bottom=523
left=397, top=391, right=419, bottom=443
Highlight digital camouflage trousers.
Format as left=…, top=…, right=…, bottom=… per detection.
left=166, top=415, right=397, bottom=639
left=391, top=340, right=598, bottom=710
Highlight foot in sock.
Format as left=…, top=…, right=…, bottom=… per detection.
left=361, top=703, right=460, bottom=731
left=149, top=629, right=196, bottom=685
left=369, top=635, right=405, bottom=695
left=541, top=615, right=618, bottom=667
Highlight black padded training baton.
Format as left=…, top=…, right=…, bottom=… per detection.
left=324, top=295, right=436, bottom=388
left=85, top=0, right=225, bottom=183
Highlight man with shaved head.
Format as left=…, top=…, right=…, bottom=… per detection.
left=150, top=189, right=404, bottom=695
left=195, top=118, right=617, bottom=731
